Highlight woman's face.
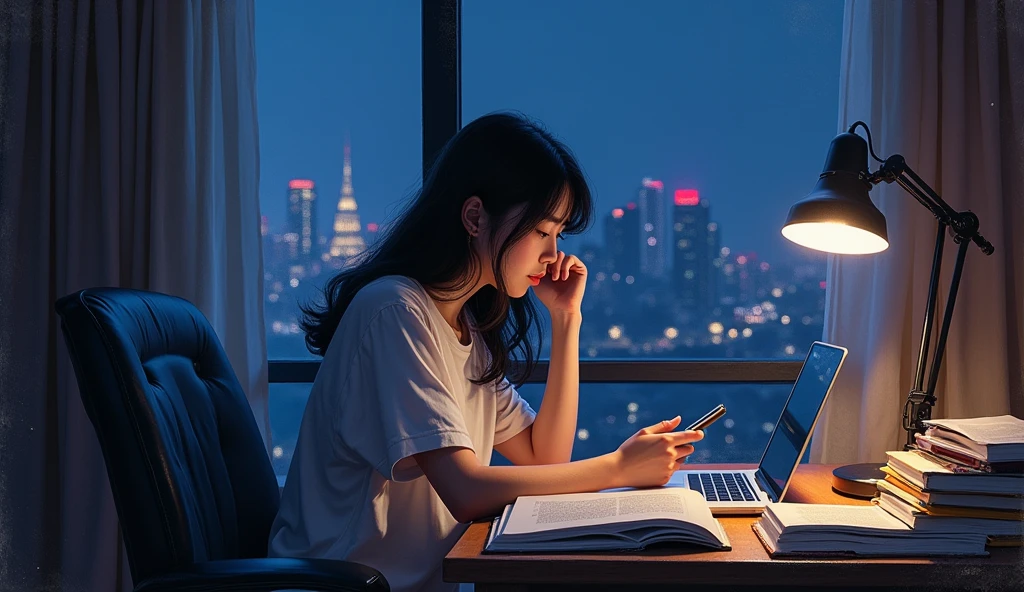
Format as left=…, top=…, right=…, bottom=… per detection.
left=476, top=195, right=571, bottom=298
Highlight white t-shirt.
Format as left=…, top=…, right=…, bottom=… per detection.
left=268, top=275, right=537, bottom=592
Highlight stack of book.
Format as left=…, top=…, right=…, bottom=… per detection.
left=877, top=415, right=1024, bottom=545
left=753, top=415, right=1024, bottom=557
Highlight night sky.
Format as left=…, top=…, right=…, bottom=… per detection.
left=255, top=0, right=844, bottom=263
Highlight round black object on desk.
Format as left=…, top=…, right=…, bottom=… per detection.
left=831, top=462, right=887, bottom=498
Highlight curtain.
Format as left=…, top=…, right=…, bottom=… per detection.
left=0, top=0, right=267, bottom=589
left=811, top=0, right=1024, bottom=465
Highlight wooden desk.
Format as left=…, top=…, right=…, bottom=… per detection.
left=444, top=464, right=1023, bottom=591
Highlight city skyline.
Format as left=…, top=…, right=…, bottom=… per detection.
left=265, top=158, right=809, bottom=284
left=261, top=152, right=827, bottom=363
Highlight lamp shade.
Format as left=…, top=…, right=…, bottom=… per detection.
left=782, top=132, right=889, bottom=254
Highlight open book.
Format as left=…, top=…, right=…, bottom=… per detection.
left=484, top=488, right=731, bottom=553
left=752, top=503, right=989, bottom=557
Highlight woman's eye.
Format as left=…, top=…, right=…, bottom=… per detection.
left=537, top=231, right=550, bottom=239
left=557, top=233, right=566, bottom=241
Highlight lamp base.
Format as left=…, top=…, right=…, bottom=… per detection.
left=831, top=462, right=886, bottom=499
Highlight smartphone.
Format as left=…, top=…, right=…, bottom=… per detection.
left=685, top=404, right=726, bottom=431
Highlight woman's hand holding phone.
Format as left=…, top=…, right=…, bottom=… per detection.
left=610, top=416, right=705, bottom=488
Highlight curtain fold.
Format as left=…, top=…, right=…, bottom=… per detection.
left=0, top=0, right=267, bottom=589
left=811, top=0, right=1024, bottom=465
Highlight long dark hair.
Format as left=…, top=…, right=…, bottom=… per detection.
left=300, top=112, right=594, bottom=386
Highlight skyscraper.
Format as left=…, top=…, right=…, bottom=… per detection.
left=328, top=143, right=367, bottom=269
left=286, top=179, right=317, bottom=262
left=638, top=178, right=667, bottom=279
left=671, top=189, right=717, bottom=315
left=605, top=203, right=640, bottom=281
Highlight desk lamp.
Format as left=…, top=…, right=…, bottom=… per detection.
left=782, top=121, right=994, bottom=498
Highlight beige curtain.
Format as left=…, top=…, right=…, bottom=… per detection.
left=811, top=0, right=1024, bottom=465
left=0, top=0, right=267, bottom=589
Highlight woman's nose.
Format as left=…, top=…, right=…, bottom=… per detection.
left=540, top=240, right=558, bottom=263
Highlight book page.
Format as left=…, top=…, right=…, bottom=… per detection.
left=500, top=488, right=717, bottom=536
left=923, top=415, right=1024, bottom=445
left=767, top=503, right=910, bottom=531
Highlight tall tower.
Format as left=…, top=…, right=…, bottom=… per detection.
left=286, top=179, right=317, bottom=262
left=329, top=142, right=367, bottom=268
left=638, top=178, right=666, bottom=279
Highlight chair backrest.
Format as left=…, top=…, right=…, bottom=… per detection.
left=55, top=288, right=280, bottom=583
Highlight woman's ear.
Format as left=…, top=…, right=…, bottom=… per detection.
left=461, top=196, right=486, bottom=237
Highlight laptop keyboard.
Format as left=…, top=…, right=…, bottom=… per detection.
left=687, top=472, right=759, bottom=502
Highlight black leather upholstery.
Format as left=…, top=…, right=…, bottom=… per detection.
left=55, top=288, right=388, bottom=592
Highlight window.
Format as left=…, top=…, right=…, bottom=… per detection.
left=463, top=0, right=844, bottom=360
left=257, top=0, right=421, bottom=360
left=263, top=1, right=846, bottom=482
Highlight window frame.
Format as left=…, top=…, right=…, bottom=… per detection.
left=267, top=0, right=804, bottom=387
left=269, top=359, right=803, bottom=385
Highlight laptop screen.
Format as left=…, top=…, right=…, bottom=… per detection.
left=757, top=342, right=847, bottom=501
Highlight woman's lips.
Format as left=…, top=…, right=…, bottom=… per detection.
left=528, top=273, right=545, bottom=286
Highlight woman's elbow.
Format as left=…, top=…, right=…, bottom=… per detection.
left=442, top=474, right=501, bottom=523
left=414, top=448, right=489, bottom=523
left=449, top=504, right=479, bottom=524
left=441, top=485, right=486, bottom=523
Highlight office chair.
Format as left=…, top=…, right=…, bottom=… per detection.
left=55, top=288, right=389, bottom=592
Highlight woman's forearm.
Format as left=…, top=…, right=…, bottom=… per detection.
left=529, top=311, right=582, bottom=464
left=460, top=452, right=621, bottom=522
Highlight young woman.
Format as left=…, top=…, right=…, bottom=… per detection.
left=268, top=112, right=704, bottom=592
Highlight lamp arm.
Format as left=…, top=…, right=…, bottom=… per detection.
left=901, top=237, right=972, bottom=449
left=866, top=155, right=996, bottom=448
left=899, top=164, right=962, bottom=223
left=869, top=155, right=995, bottom=255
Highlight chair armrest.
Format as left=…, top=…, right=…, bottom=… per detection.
left=134, top=557, right=389, bottom=592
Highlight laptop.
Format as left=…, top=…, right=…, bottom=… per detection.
left=669, top=341, right=848, bottom=515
